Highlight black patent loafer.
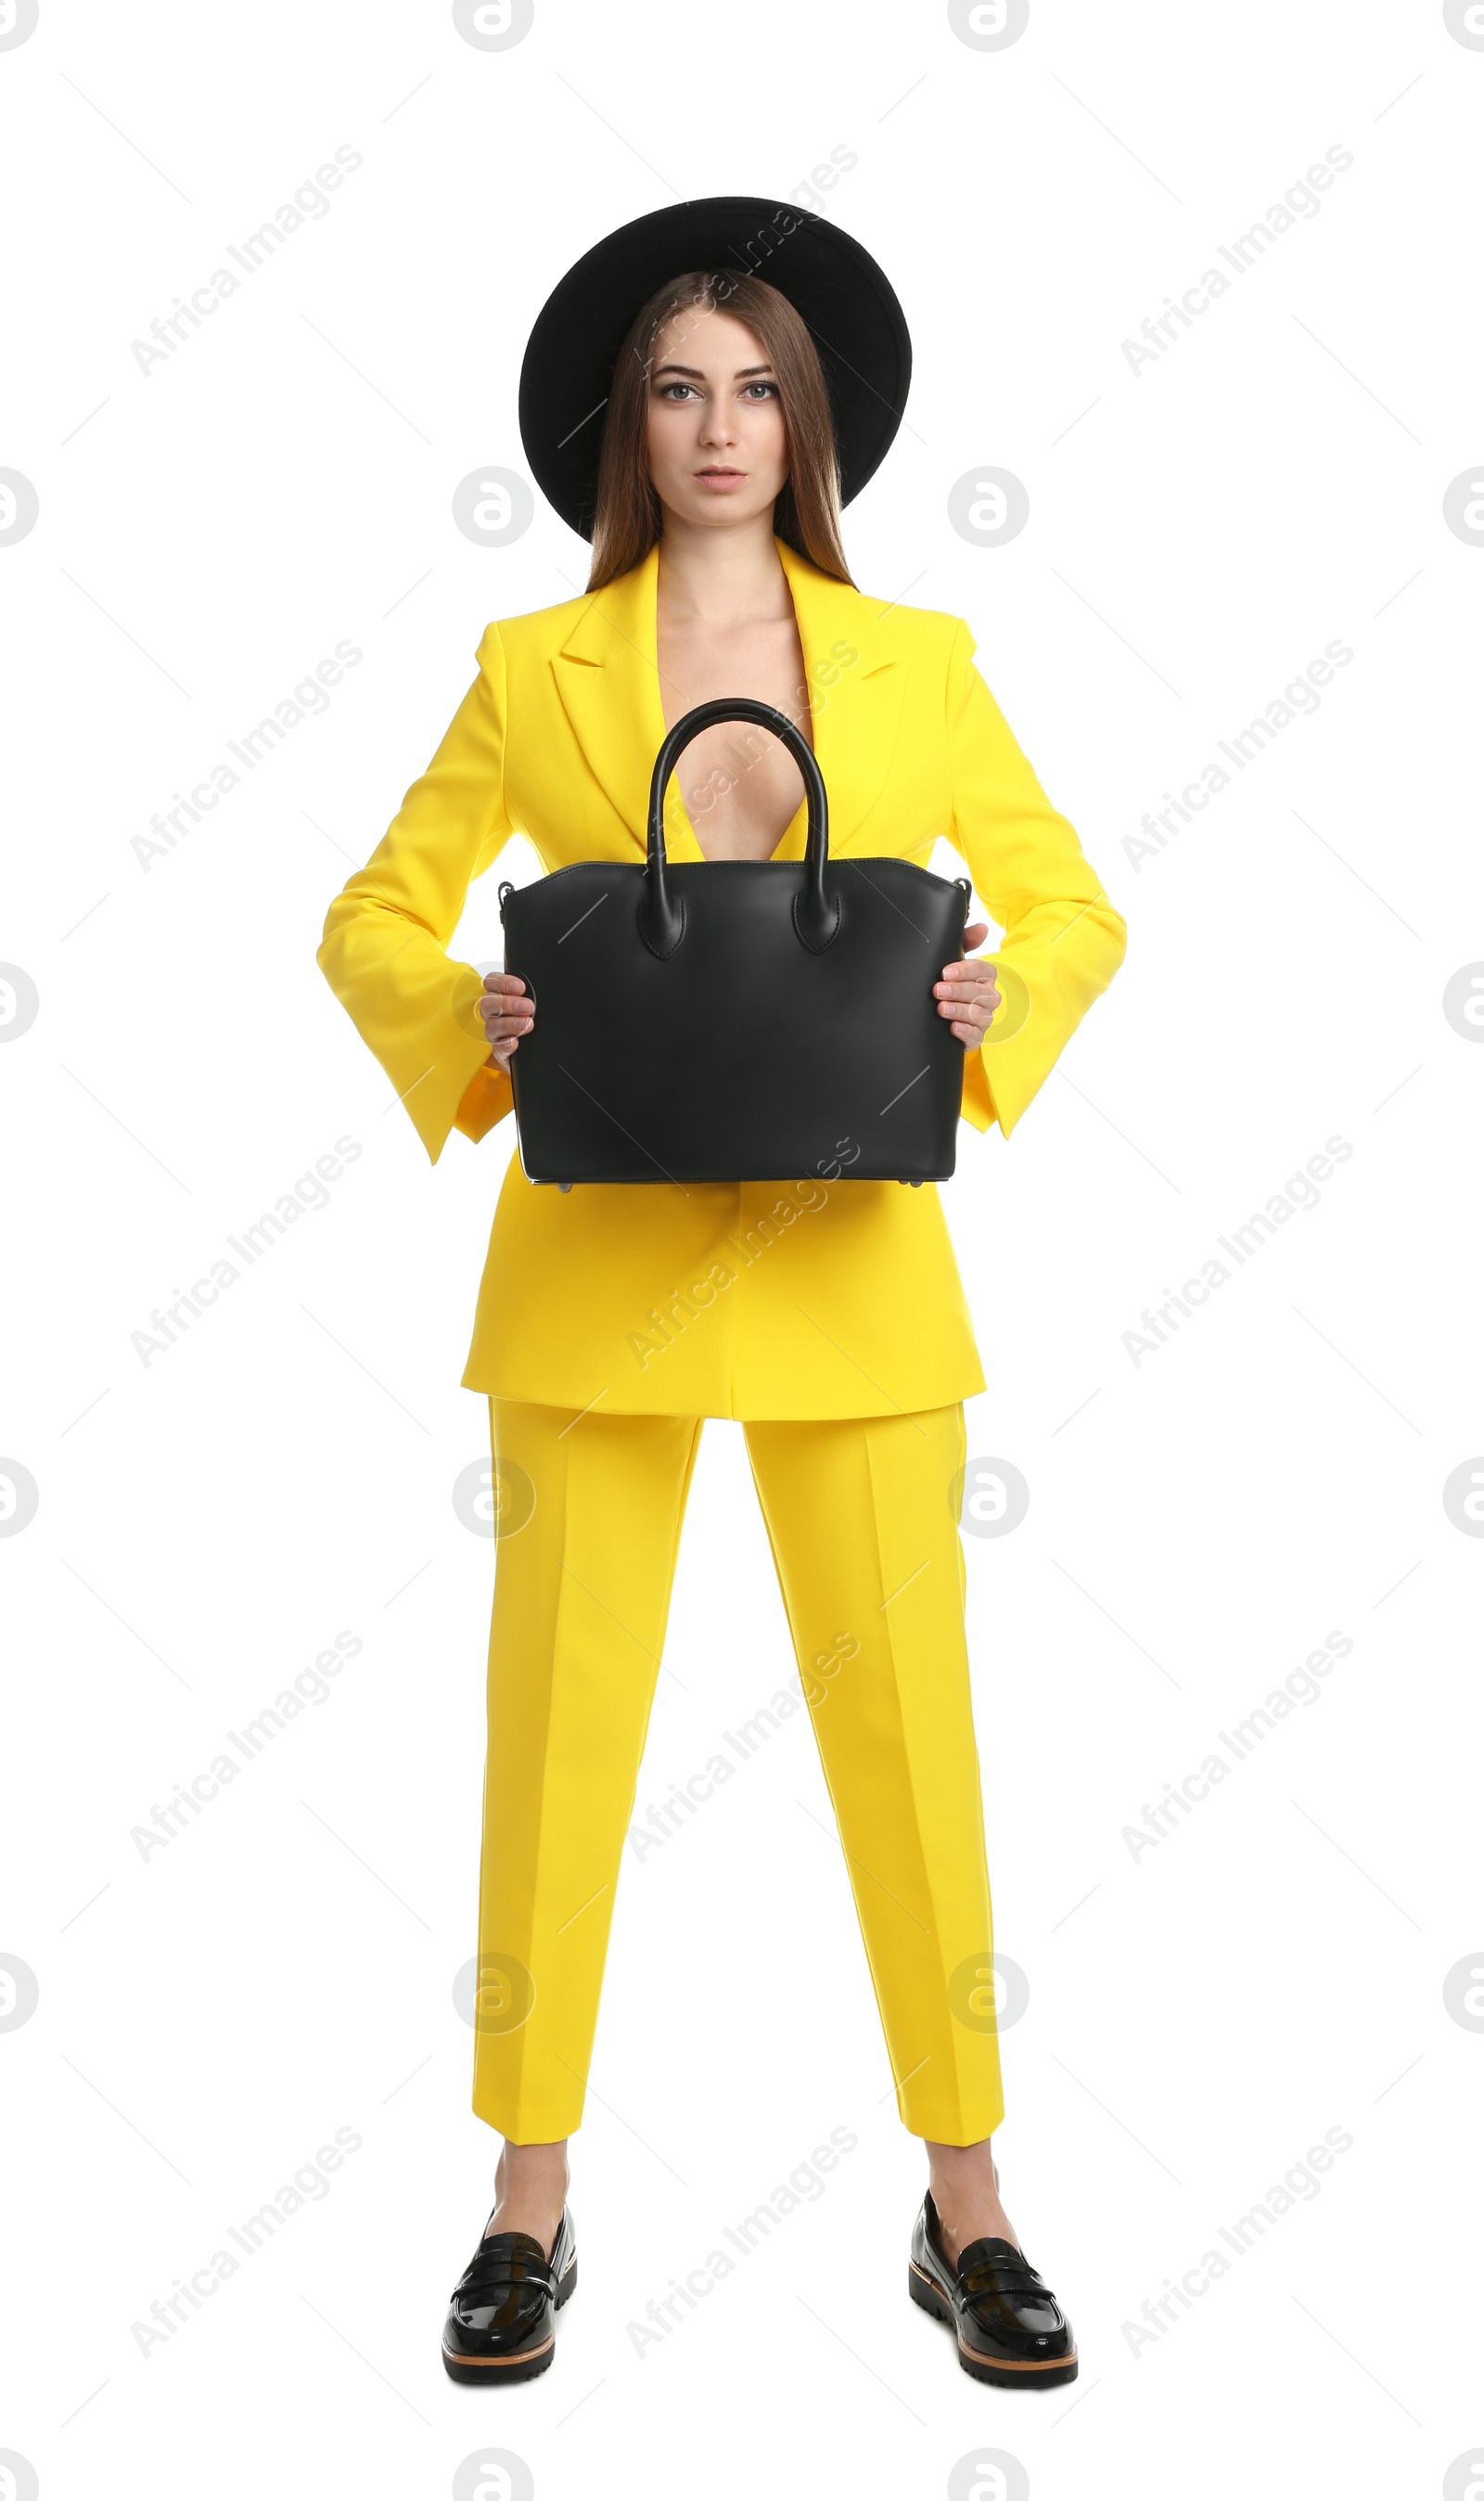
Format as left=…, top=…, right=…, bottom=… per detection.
left=909, top=2189, right=1077, bottom=2387
left=441, top=2205, right=577, bottom=2383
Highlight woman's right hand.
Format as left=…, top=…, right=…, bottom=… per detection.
left=478, top=971, right=534, bottom=1071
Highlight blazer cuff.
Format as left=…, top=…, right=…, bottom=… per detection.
left=454, top=1057, right=515, bottom=1144
left=962, top=999, right=1054, bottom=1141
left=960, top=1052, right=998, bottom=1136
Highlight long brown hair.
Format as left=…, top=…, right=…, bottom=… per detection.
left=586, top=269, right=854, bottom=592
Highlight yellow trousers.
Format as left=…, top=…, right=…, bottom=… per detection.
left=473, top=1397, right=1004, bottom=2146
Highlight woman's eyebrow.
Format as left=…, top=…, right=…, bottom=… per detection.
left=651, top=361, right=777, bottom=380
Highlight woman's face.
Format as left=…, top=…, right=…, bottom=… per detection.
left=644, top=302, right=789, bottom=532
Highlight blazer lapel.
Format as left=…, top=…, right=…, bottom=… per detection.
left=551, top=544, right=667, bottom=855
left=548, top=535, right=910, bottom=860
left=777, top=540, right=908, bottom=857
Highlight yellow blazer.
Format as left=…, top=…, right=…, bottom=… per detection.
left=316, top=537, right=1126, bottom=1419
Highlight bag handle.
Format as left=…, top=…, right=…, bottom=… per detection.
left=641, top=698, right=839, bottom=958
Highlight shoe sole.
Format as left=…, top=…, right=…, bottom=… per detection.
left=908, top=2259, right=1079, bottom=2389
left=441, top=2254, right=578, bottom=2384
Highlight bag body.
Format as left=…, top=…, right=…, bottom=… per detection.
left=499, top=698, right=970, bottom=1186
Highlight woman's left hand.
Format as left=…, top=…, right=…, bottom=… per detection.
left=935, top=921, right=1001, bottom=1045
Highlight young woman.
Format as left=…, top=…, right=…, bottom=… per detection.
left=316, top=198, right=1126, bottom=2391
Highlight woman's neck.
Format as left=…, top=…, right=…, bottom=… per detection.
left=655, top=512, right=792, bottom=630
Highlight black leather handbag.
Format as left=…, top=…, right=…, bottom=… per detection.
left=497, top=697, right=970, bottom=1187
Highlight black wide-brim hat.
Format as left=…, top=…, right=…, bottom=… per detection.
left=518, top=196, right=912, bottom=540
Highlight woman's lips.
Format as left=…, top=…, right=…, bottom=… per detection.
left=695, top=468, right=745, bottom=490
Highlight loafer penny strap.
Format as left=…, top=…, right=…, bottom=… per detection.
left=455, top=2232, right=555, bottom=2299
left=956, top=2241, right=1055, bottom=2300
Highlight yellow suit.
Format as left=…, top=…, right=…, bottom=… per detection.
left=317, top=537, right=1126, bottom=1420
left=316, top=539, right=1125, bottom=2145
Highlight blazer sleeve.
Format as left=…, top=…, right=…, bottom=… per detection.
left=316, top=622, right=517, bottom=1164
left=943, top=617, right=1127, bottom=1140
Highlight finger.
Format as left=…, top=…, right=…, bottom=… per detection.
left=482, top=972, right=527, bottom=998
left=964, top=921, right=990, bottom=949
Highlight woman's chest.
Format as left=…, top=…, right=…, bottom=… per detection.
left=656, top=612, right=812, bottom=862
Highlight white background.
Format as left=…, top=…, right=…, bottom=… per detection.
left=3, top=2, right=1481, bottom=2495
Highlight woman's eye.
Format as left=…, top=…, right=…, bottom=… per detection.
left=743, top=382, right=777, bottom=399
left=659, top=381, right=697, bottom=400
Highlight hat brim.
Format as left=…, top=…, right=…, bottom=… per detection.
left=518, top=196, right=912, bottom=540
